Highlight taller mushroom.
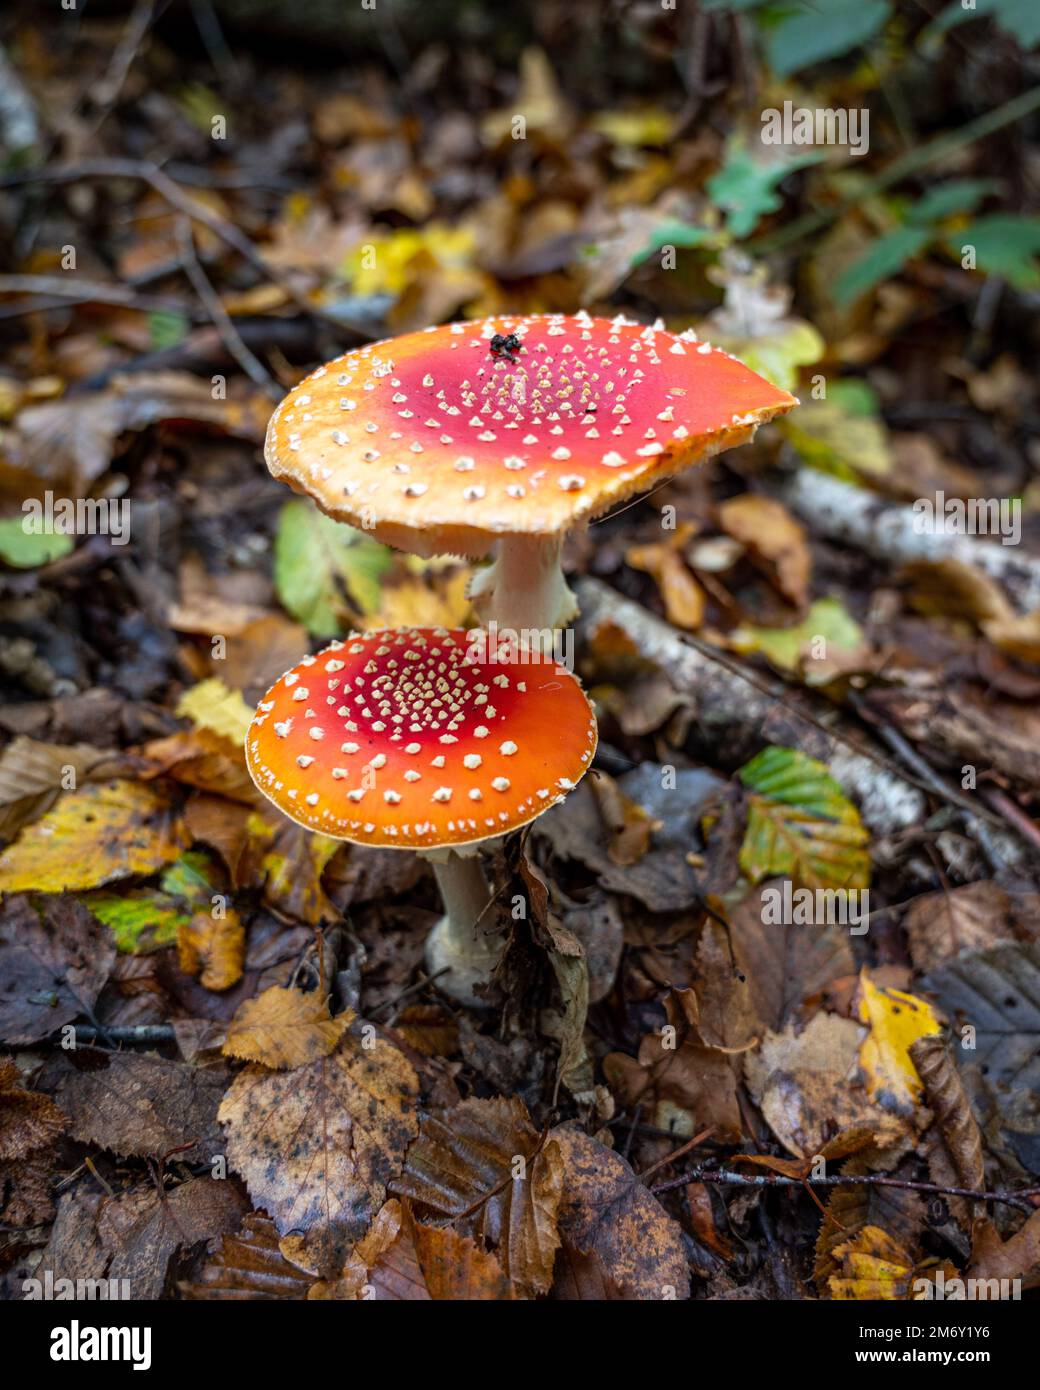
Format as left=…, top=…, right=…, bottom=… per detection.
left=264, top=313, right=797, bottom=633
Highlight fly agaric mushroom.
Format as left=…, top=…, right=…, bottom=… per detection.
left=245, top=626, right=597, bottom=1004
left=264, top=313, right=797, bottom=633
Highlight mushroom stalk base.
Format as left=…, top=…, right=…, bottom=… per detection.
left=425, top=852, right=502, bottom=1006
left=469, top=534, right=579, bottom=636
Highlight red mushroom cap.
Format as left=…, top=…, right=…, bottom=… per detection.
left=265, top=312, right=797, bottom=555
left=245, top=627, right=597, bottom=850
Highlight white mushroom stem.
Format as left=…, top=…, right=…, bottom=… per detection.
left=423, top=849, right=502, bottom=1006
left=469, top=533, right=579, bottom=635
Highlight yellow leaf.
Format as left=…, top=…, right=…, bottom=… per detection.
left=828, top=1225, right=917, bottom=1300
left=178, top=908, right=246, bottom=992
left=857, top=970, right=942, bottom=1109
left=177, top=678, right=253, bottom=746
left=0, top=781, right=187, bottom=893
left=223, top=985, right=354, bottom=1070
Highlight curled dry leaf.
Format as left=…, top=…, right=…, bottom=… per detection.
left=222, top=986, right=353, bottom=1070
left=968, top=1209, right=1040, bottom=1290
left=909, top=1032, right=984, bottom=1231
left=626, top=539, right=706, bottom=631
left=550, top=1125, right=690, bottom=1301
left=178, top=907, right=246, bottom=992
left=219, top=1028, right=419, bottom=1275
left=390, top=1095, right=564, bottom=1298
left=0, top=780, right=188, bottom=894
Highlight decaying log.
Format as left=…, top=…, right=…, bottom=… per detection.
left=769, top=469, right=1040, bottom=614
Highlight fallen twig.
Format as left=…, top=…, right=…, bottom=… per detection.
left=650, top=1167, right=1040, bottom=1215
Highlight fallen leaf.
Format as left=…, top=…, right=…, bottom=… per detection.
left=550, top=1125, right=690, bottom=1301
left=181, top=1211, right=314, bottom=1300
left=223, top=986, right=353, bottom=1069
left=857, top=971, right=942, bottom=1111
left=274, top=499, right=393, bottom=636
left=391, top=1095, right=563, bottom=1298
left=731, top=597, right=868, bottom=682
left=904, top=881, right=1015, bottom=974
left=219, top=1028, right=419, bottom=1274
left=0, top=736, right=109, bottom=842
left=903, top=556, right=1014, bottom=627
left=968, top=1210, right=1040, bottom=1290
left=0, top=780, right=187, bottom=893
left=176, top=679, right=254, bottom=746
left=0, top=1057, right=66, bottom=1225
left=626, top=541, right=705, bottom=630
left=737, top=746, right=870, bottom=891
left=177, top=907, right=246, bottom=992
left=0, top=894, right=115, bottom=1044
left=828, top=1224, right=918, bottom=1299
left=910, top=1033, right=984, bottom=1230
left=718, top=494, right=811, bottom=607
left=98, top=1177, right=247, bottom=1300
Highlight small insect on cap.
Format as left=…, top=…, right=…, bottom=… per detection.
left=245, top=627, right=598, bottom=850
left=264, top=312, right=798, bottom=557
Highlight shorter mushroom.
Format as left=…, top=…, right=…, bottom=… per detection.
left=245, top=626, right=597, bottom=1005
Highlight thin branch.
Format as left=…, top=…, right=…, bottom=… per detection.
left=650, top=1166, right=1040, bottom=1215
left=175, top=217, right=277, bottom=393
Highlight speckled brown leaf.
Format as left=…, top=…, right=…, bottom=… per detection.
left=0, top=1059, right=67, bottom=1226
left=550, top=1125, right=690, bottom=1301
left=814, top=1168, right=925, bottom=1293
left=222, top=986, right=352, bottom=1069
left=390, top=1095, right=563, bottom=1297
left=0, top=894, right=116, bottom=1044
left=219, top=1029, right=419, bottom=1276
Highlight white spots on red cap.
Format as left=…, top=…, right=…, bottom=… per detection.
left=245, top=627, right=597, bottom=849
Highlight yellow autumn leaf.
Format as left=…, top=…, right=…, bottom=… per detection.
left=178, top=907, right=246, bottom=992
left=177, top=678, right=253, bottom=746
left=223, top=985, right=355, bottom=1070
left=363, top=567, right=473, bottom=631
left=858, top=970, right=942, bottom=1109
left=828, top=1225, right=917, bottom=1300
left=0, top=780, right=187, bottom=893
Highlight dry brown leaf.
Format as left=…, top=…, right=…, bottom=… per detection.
left=814, top=1165, right=925, bottom=1292
left=728, top=882, right=855, bottom=1030
left=45, top=1049, right=228, bottom=1163
left=0, top=894, right=116, bottom=1045
left=982, top=609, right=1040, bottom=665
left=604, top=988, right=745, bottom=1141
left=550, top=1125, right=690, bottom=1301
left=626, top=541, right=706, bottom=630
left=219, top=1029, right=419, bottom=1275
left=223, top=986, right=353, bottom=1069
left=718, top=493, right=811, bottom=607
left=181, top=1211, right=314, bottom=1300
left=589, top=770, right=659, bottom=867
left=98, top=1177, right=247, bottom=1300
left=903, top=557, right=1014, bottom=627
left=0, top=1058, right=66, bottom=1226
left=904, top=881, right=1014, bottom=974
left=968, top=1210, right=1040, bottom=1289
left=178, top=907, right=246, bottom=992
left=910, top=1033, right=984, bottom=1231
left=390, top=1095, right=563, bottom=1298
left=0, top=736, right=109, bottom=842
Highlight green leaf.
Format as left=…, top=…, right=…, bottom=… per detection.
left=731, top=597, right=864, bottom=676
left=708, top=318, right=825, bottom=395
left=924, top=0, right=1040, bottom=50
left=737, top=746, right=870, bottom=891
left=779, top=379, right=891, bottom=481
left=908, top=179, right=998, bottom=226
left=953, top=214, right=1040, bottom=290
left=0, top=516, right=74, bottom=568
left=274, top=498, right=394, bottom=637
left=147, top=311, right=190, bottom=350
left=764, top=0, right=891, bottom=77
left=707, top=140, right=822, bottom=239
left=633, top=220, right=719, bottom=268
left=832, top=225, right=931, bottom=305
left=161, top=850, right=222, bottom=908
left=80, top=890, right=187, bottom=953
